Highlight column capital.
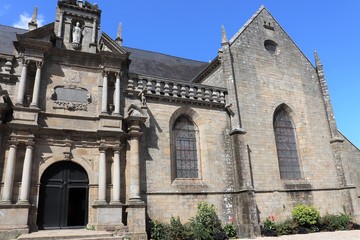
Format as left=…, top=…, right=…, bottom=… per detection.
left=22, top=59, right=30, bottom=66
left=113, top=145, right=123, bottom=153
left=103, top=70, right=110, bottom=77
left=115, top=71, right=123, bottom=78
left=99, top=144, right=108, bottom=152
left=8, top=139, right=19, bottom=147
left=36, top=61, right=44, bottom=69
left=25, top=140, right=35, bottom=148
left=128, top=132, right=143, bottom=140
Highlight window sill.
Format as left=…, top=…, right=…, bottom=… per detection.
left=282, top=179, right=312, bottom=190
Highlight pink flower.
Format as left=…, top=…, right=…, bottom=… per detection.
left=268, top=214, right=275, bottom=222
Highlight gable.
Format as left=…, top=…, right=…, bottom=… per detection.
left=229, top=7, right=314, bottom=72
left=229, top=6, right=316, bottom=89
left=99, top=32, right=127, bottom=54
left=16, top=23, right=55, bottom=42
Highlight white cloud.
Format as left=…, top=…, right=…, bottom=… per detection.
left=0, top=4, right=11, bottom=16
left=13, top=12, right=45, bottom=29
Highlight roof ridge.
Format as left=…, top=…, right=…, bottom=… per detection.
left=0, top=24, right=29, bottom=32
left=229, top=5, right=265, bottom=44
left=124, top=46, right=207, bottom=64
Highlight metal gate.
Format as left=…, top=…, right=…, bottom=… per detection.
left=37, top=161, right=89, bottom=229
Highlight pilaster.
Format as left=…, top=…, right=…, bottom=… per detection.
left=221, top=26, right=260, bottom=238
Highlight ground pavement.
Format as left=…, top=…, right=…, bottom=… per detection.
left=240, top=230, right=360, bottom=240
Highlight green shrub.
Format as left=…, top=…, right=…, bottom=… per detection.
left=275, top=219, right=298, bottom=235
left=168, top=216, right=190, bottom=240
left=223, top=222, right=237, bottom=238
left=292, top=204, right=320, bottom=226
left=263, top=218, right=276, bottom=231
left=150, top=202, right=233, bottom=240
left=320, top=213, right=352, bottom=231
left=150, top=219, right=170, bottom=240
left=189, top=202, right=225, bottom=240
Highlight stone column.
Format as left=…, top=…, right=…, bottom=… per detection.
left=16, top=60, right=29, bottom=106
left=92, top=18, right=97, bottom=44
left=18, top=142, right=34, bottom=204
left=129, top=135, right=141, bottom=201
left=111, top=147, right=121, bottom=204
left=57, top=11, right=64, bottom=37
left=1, top=141, right=18, bottom=204
left=113, top=72, right=121, bottom=116
left=97, top=147, right=107, bottom=204
left=30, top=61, right=43, bottom=108
left=101, top=71, right=109, bottom=114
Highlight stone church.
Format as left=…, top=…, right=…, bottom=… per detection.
left=0, top=1, right=359, bottom=239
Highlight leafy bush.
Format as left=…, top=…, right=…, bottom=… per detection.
left=168, top=216, right=191, bottom=240
left=275, top=219, right=298, bottom=235
left=292, top=204, right=320, bottom=226
left=263, top=218, right=276, bottom=231
left=223, top=222, right=237, bottom=238
left=319, top=213, right=352, bottom=231
left=150, top=219, right=171, bottom=240
left=150, top=202, right=235, bottom=240
left=189, top=202, right=226, bottom=240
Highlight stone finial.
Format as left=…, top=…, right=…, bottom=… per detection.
left=28, top=6, right=38, bottom=30
left=116, top=22, right=123, bottom=46
left=222, top=25, right=228, bottom=45
left=78, top=0, right=84, bottom=7
left=314, top=50, right=322, bottom=69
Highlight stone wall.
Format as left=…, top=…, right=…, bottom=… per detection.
left=123, top=99, right=234, bottom=223
left=227, top=8, right=351, bottom=222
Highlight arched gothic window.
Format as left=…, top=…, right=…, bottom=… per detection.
left=172, top=115, right=199, bottom=179
left=274, top=108, right=302, bottom=179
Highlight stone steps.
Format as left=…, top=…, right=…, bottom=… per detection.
left=16, top=229, right=130, bottom=240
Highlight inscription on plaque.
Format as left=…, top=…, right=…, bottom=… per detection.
left=52, top=86, right=91, bottom=111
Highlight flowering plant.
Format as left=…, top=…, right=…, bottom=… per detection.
left=263, top=214, right=276, bottom=230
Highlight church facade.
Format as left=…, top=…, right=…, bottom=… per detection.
left=0, top=1, right=359, bottom=239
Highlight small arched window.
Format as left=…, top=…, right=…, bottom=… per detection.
left=274, top=108, right=302, bottom=179
left=172, top=115, right=199, bottom=179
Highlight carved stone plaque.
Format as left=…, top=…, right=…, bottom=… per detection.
left=52, top=87, right=90, bottom=111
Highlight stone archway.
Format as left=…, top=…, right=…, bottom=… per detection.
left=37, top=161, right=89, bottom=229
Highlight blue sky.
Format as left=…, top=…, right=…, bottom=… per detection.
left=0, top=1, right=359, bottom=148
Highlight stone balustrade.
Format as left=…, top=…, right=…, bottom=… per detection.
left=126, top=77, right=227, bottom=107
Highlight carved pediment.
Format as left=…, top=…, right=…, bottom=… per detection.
left=99, top=32, right=128, bottom=54
left=127, top=104, right=146, bottom=118
left=16, top=23, right=55, bottom=42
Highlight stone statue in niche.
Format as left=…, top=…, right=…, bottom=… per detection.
left=72, top=22, right=83, bottom=50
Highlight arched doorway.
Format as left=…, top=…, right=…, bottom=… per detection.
left=37, top=161, right=89, bottom=229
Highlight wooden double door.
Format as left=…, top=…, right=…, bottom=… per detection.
left=37, top=161, right=89, bottom=229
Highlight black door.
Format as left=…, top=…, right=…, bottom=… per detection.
left=37, top=161, right=89, bottom=229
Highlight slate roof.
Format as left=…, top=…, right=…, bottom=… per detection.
left=124, top=47, right=208, bottom=82
left=0, top=25, right=27, bottom=55
left=0, top=25, right=208, bottom=81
